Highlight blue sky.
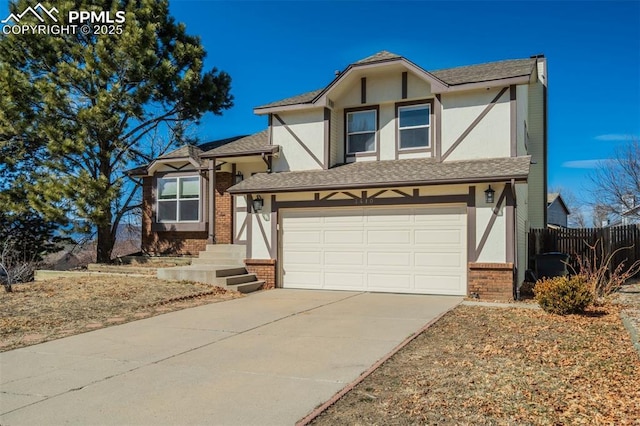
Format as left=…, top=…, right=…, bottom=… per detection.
left=2, top=1, right=639, bottom=212
left=165, top=0, right=639, bottom=210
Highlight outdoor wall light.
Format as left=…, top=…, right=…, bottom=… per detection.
left=252, top=195, right=264, bottom=213
left=235, top=171, right=244, bottom=184
left=484, top=185, right=495, bottom=204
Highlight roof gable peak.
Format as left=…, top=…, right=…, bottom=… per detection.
left=354, top=50, right=402, bottom=65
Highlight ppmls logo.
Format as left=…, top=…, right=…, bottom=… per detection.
left=1, top=3, right=59, bottom=24
left=2, top=3, right=126, bottom=36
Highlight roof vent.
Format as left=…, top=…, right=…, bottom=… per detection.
left=334, top=70, right=341, bottom=77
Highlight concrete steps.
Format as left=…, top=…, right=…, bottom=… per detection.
left=157, top=244, right=262, bottom=294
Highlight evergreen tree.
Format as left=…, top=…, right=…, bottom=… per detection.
left=0, top=0, right=232, bottom=262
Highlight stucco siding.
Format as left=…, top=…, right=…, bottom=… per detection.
left=379, top=104, right=395, bottom=161
left=271, top=108, right=325, bottom=172
left=249, top=195, right=274, bottom=259
left=474, top=184, right=507, bottom=263
left=331, top=68, right=435, bottom=164
left=441, top=87, right=511, bottom=161
left=367, top=72, right=402, bottom=105
left=234, top=194, right=247, bottom=243
left=407, top=71, right=433, bottom=100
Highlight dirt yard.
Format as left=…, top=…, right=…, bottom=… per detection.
left=0, top=276, right=242, bottom=351
left=312, top=299, right=640, bottom=425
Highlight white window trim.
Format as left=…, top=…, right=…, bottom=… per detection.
left=346, top=109, right=377, bottom=155
left=156, top=176, right=201, bottom=223
left=398, top=104, right=431, bottom=150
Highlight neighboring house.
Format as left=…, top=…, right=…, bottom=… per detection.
left=607, top=205, right=640, bottom=227
left=620, top=206, right=640, bottom=225
left=130, top=51, right=548, bottom=300
left=547, top=193, right=570, bottom=228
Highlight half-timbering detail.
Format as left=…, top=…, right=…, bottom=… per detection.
left=131, top=51, right=547, bottom=300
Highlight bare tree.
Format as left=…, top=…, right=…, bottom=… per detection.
left=589, top=139, right=640, bottom=226
left=0, top=238, right=36, bottom=293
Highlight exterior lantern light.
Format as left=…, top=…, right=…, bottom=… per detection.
left=484, top=185, right=495, bottom=204
left=252, top=195, right=264, bottom=213
left=235, top=171, right=244, bottom=184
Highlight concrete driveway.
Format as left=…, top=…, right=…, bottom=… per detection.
left=0, top=289, right=461, bottom=425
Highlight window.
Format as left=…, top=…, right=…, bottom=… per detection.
left=157, top=176, right=200, bottom=222
left=347, top=110, right=376, bottom=154
left=398, top=104, right=430, bottom=149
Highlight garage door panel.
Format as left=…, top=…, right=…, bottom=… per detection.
left=415, top=252, right=464, bottom=268
left=286, top=215, right=323, bottom=225
left=286, top=250, right=322, bottom=265
left=414, top=206, right=465, bottom=219
left=414, top=274, right=465, bottom=294
left=282, top=206, right=467, bottom=295
left=323, top=212, right=365, bottom=223
left=286, top=230, right=322, bottom=244
left=284, top=271, right=322, bottom=288
left=324, top=251, right=364, bottom=266
left=367, top=273, right=412, bottom=290
left=368, top=252, right=411, bottom=267
left=414, top=229, right=463, bottom=245
left=324, top=272, right=365, bottom=290
left=367, top=229, right=411, bottom=244
left=366, top=211, right=411, bottom=223
left=324, top=230, right=363, bottom=244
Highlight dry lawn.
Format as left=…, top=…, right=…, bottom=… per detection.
left=313, top=304, right=640, bottom=425
left=0, top=276, right=242, bottom=351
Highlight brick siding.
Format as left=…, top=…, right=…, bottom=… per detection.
left=468, top=262, right=514, bottom=301
left=141, top=172, right=233, bottom=255
left=245, top=259, right=276, bottom=290
left=214, top=172, right=233, bottom=244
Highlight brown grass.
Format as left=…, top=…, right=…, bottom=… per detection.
left=312, top=304, right=640, bottom=425
left=0, top=276, right=242, bottom=351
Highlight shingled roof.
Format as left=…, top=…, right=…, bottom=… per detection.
left=158, top=144, right=203, bottom=160
left=228, top=156, right=531, bottom=194
left=255, top=89, right=323, bottom=110
left=355, top=50, right=402, bottom=64
left=201, top=129, right=276, bottom=157
left=256, top=52, right=538, bottom=110
left=431, top=58, right=535, bottom=86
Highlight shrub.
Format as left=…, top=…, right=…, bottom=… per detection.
left=534, top=275, right=594, bottom=315
left=571, top=240, right=640, bottom=299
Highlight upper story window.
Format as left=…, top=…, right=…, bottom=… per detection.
left=157, top=176, right=200, bottom=222
left=347, top=109, right=376, bottom=154
left=398, top=104, right=430, bottom=150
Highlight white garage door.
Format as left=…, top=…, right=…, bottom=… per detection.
left=281, top=206, right=467, bottom=295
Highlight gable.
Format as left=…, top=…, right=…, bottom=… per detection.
left=255, top=52, right=538, bottom=114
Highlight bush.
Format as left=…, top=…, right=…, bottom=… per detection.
left=534, top=275, right=594, bottom=315
left=571, top=240, right=640, bottom=299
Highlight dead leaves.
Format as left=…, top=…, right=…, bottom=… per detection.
left=0, top=276, right=241, bottom=351
left=313, top=305, right=640, bottom=426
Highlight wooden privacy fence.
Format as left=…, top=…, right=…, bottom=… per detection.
left=528, top=225, right=640, bottom=275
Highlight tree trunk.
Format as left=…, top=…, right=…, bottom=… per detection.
left=96, top=224, right=114, bottom=263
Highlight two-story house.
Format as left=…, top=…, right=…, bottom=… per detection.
left=130, top=51, right=548, bottom=300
